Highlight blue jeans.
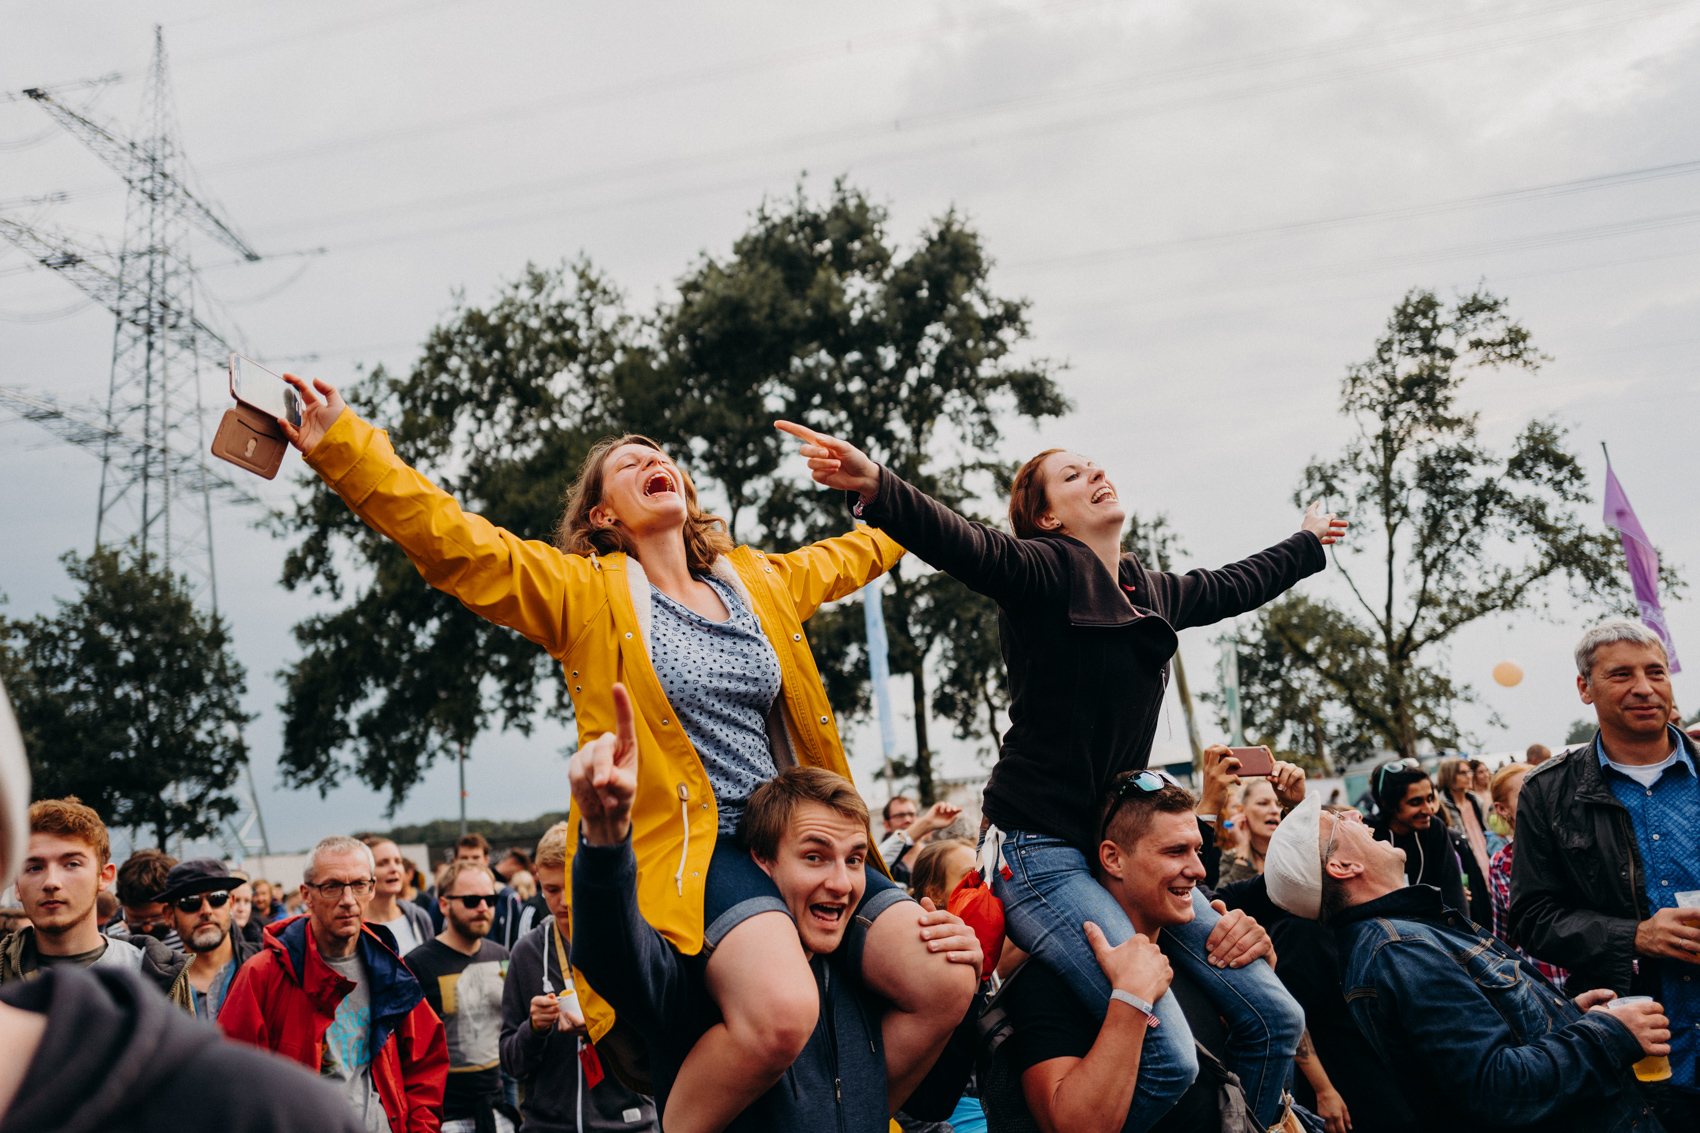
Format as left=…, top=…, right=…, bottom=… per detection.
left=990, top=828, right=1304, bottom=1129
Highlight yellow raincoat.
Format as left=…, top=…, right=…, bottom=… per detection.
left=306, top=411, right=904, bottom=1040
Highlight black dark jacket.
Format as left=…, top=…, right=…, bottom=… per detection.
left=1509, top=731, right=1698, bottom=998
left=858, top=470, right=1325, bottom=853
left=0, top=964, right=364, bottom=1133
left=1369, top=814, right=1470, bottom=922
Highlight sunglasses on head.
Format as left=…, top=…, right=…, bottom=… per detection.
left=448, top=893, right=497, bottom=909
left=1100, top=768, right=1182, bottom=841
left=173, top=891, right=231, bottom=914
left=1375, top=758, right=1424, bottom=799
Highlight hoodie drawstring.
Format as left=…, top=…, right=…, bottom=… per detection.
left=675, top=783, right=690, bottom=896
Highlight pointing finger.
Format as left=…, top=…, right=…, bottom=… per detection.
left=611, top=682, right=637, bottom=759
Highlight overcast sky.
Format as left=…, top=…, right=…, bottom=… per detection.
left=3, top=0, right=1697, bottom=855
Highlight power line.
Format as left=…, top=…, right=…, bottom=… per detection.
left=228, top=0, right=1694, bottom=255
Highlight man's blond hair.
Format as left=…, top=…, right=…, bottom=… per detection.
left=533, top=821, right=572, bottom=871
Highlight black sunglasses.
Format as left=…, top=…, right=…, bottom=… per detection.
left=447, top=893, right=497, bottom=909
left=174, top=891, right=232, bottom=913
left=1100, top=768, right=1181, bottom=842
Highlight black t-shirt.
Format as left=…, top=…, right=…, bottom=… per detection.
left=405, top=938, right=510, bottom=1120
left=1001, top=960, right=1224, bottom=1132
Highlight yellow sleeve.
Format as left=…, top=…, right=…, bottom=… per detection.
left=304, top=410, right=590, bottom=656
left=767, top=525, right=905, bottom=622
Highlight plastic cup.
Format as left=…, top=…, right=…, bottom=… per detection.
left=1607, top=995, right=1672, bottom=1082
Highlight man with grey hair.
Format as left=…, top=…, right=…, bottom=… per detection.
left=1511, top=620, right=1700, bottom=1131
left=221, top=834, right=448, bottom=1131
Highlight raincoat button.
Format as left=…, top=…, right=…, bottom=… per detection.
left=626, top=632, right=633, bottom=639
left=820, top=715, right=829, bottom=724
left=662, top=719, right=669, bottom=725
left=793, top=633, right=802, bottom=641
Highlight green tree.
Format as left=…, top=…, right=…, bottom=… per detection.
left=1234, top=287, right=1675, bottom=761
left=0, top=547, right=251, bottom=846
left=275, top=262, right=656, bottom=810
left=276, top=183, right=1065, bottom=811
left=666, top=181, right=1067, bottom=802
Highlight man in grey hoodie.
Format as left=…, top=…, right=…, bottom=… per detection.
left=501, top=821, right=657, bottom=1132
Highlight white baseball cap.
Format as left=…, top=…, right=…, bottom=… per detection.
left=1264, top=791, right=1325, bottom=920
left=0, top=678, right=30, bottom=888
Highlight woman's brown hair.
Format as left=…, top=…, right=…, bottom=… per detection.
left=1008, top=448, right=1065, bottom=539
left=554, top=434, right=734, bottom=573
left=908, top=837, right=975, bottom=906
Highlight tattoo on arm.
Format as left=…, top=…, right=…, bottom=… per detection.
left=1295, top=1029, right=1316, bottom=1063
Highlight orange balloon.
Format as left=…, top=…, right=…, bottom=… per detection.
left=1493, top=661, right=1524, bottom=687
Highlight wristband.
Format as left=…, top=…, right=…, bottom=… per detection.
left=1110, top=988, right=1159, bottom=1025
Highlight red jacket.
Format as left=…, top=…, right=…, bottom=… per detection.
left=220, top=914, right=447, bottom=1132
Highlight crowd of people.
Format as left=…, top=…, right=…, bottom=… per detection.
left=0, top=374, right=1693, bottom=1132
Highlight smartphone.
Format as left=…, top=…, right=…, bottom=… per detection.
left=229, top=353, right=302, bottom=429
left=1227, top=745, right=1275, bottom=777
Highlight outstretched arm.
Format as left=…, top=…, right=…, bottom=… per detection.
left=279, top=373, right=585, bottom=656
left=776, top=421, right=1070, bottom=608
left=1141, top=507, right=1339, bottom=630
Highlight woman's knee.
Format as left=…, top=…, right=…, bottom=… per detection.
left=862, top=902, right=979, bottom=1016
left=705, top=911, right=819, bottom=1070
left=721, top=975, right=819, bottom=1069
left=1140, top=1023, right=1200, bottom=1102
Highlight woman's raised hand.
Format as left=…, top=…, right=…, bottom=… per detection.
left=775, top=420, right=881, bottom=501
left=278, top=373, right=347, bottom=455
left=1301, top=501, right=1349, bottom=545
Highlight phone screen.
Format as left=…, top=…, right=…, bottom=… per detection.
left=229, top=354, right=301, bottom=428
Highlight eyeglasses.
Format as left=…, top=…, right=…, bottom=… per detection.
left=1323, top=811, right=1343, bottom=866
left=1100, top=768, right=1182, bottom=842
left=1374, top=758, right=1423, bottom=799
left=173, top=891, right=232, bottom=913
left=447, top=893, right=496, bottom=909
left=304, top=878, right=375, bottom=899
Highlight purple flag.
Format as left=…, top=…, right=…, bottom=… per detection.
left=1603, top=461, right=1681, bottom=673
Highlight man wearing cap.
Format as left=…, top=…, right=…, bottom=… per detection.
left=160, top=858, right=262, bottom=1024
left=1265, top=792, right=1672, bottom=1131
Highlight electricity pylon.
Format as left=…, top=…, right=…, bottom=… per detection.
left=3, top=25, right=259, bottom=601
left=0, top=28, right=272, bottom=857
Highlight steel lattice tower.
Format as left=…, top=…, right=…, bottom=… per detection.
left=0, top=27, right=271, bottom=856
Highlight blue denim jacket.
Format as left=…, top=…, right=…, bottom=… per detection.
left=1336, top=885, right=1661, bottom=1132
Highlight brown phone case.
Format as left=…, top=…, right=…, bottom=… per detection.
left=1226, top=745, right=1276, bottom=777
left=211, top=402, right=287, bottom=479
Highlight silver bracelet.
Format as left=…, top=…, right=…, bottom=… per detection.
left=1110, top=988, right=1158, bottom=1022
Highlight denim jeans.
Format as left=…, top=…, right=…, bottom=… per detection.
left=989, top=828, right=1304, bottom=1129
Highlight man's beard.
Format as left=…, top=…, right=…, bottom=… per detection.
left=188, top=922, right=227, bottom=952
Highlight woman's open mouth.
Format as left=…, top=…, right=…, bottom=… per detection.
left=1092, top=486, right=1116, bottom=504
left=643, top=470, right=676, bottom=497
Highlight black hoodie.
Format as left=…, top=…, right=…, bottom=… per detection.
left=0, top=965, right=364, bottom=1133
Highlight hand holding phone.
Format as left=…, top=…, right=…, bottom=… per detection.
left=1226, top=746, right=1275, bottom=778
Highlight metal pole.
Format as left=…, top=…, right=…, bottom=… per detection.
left=458, top=741, right=467, bottom=837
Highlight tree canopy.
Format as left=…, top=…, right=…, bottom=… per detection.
left=275, top=180, right=1064, bottom=810
left=1229, top=287, right=1678, bottom=763
left=0, top=547, right=251, bottom=846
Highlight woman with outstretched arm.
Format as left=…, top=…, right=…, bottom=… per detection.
left=277, top=375, right=978, bottom=1133
left=778, top=420, right=1346, bottom=1131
